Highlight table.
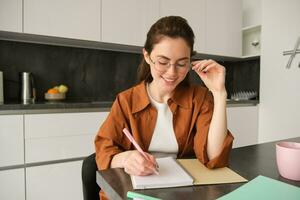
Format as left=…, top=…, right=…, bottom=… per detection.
left=96, top=137, right=300, bottom=200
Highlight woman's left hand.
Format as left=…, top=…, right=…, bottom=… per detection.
left=192, top=59, right=226, bottom=94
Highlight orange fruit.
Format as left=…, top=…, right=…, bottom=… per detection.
left=47, top=88, right=59, bottom=94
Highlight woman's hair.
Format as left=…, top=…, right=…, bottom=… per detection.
left=137, top=16, right=195, bottom=85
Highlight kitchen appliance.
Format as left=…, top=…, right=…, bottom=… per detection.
left=0, top=71, right=3, bottom=104
left=19, top=72, right=36, bottom=104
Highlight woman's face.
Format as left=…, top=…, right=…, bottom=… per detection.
left=144, top=37, right=191, bottom=94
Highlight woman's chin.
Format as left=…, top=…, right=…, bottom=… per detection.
left=161, top=78, right=178, bottom=90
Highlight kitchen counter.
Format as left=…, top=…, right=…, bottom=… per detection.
left=0, top=100, right=259, bottom=115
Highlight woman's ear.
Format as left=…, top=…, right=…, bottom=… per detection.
left=143, top=48, right=151, bottom=65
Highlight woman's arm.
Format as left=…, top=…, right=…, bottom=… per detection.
left=192, top=59, right=228, bottom=160
left=207, top=90, right=227, bottom=159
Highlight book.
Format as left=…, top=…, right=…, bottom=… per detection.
left=218, top=175, right=300, bottom=200
left=130, top=157, right=194, bottom=189
left=130, top=157, right=247, bottom=190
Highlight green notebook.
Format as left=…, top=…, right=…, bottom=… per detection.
left=218, top=175, right=300, bottom=200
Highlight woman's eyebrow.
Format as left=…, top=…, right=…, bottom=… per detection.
left=157, top=55, right=190, bottom=61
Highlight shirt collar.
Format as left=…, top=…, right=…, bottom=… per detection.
left=131, top=81, right=192, bottom=114
left=170, top=84, right=192, bottom=109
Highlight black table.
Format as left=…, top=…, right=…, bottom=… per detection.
left=97, top=137, right=300, bottom=200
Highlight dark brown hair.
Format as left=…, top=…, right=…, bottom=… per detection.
left=137, top=16, right=195, bottom=85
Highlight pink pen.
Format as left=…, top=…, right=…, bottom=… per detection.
left=122, top=128, right=159, bottom=175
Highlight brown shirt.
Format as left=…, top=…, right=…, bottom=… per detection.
left=95, top=81, right=234, bottom=199
left=95, top=81, right=233, bottom=170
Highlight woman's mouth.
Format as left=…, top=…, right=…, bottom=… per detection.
left=162, top=76, right=177, bottom=84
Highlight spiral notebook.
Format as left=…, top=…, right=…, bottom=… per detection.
left=130, top=157, right=194, bottom=189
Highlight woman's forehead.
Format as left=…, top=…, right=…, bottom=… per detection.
left=152, top=37, right=191, bottom=58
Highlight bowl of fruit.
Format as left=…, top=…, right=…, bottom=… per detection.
left=45, top=84, right=68, bottom=101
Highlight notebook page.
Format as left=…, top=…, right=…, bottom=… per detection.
left=130, top=157, right=194, bottom=189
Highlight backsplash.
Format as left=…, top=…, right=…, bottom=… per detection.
left=0, top=40, right=141, bottom=102
left=0, top=40, right=259, bottom=103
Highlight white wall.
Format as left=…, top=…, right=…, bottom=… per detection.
left=259, top=0, right=300, bottom=142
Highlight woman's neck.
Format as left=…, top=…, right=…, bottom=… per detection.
left=147, top=82, right=174, bottom=103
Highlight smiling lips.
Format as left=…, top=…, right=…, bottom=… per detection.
left=162, top=76, right=177, bottom=84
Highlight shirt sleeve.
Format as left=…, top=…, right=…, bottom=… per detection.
left=193, top=90, right=234, bottom=169
left=94, top=95, right=131, bottom=170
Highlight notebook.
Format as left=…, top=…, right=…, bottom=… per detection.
left=130, top=157, right=194, bottom=189
left=177, top=159, right=248, bottom=185
left=130, top=157, right=247, bottom=190
left=217, top=175, right=300, bottom=200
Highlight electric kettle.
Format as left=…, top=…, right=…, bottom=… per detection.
left=19, top=72, right=36, bottom=104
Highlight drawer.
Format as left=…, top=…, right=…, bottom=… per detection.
left=25, top=112, right=109, bottom=139
left=25, top=134, right=95, bottom=163
left=26, top=161, right=83, bottom=200
left=0, top=115, right=24, bottom=167
left=0, top=168, right=25, bottom=200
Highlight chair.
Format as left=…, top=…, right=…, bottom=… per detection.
left=81, top=153, right=100, bottom=200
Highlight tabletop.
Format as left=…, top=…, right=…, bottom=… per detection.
left=97, top=137, right=300, bottom=200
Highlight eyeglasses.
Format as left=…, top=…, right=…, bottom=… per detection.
left=148, top=56, right=191, bottom=74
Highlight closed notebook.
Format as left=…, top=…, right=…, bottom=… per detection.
left=130, top=157, right=194, bottom=189
left=218, top=175, right=300, bottom=200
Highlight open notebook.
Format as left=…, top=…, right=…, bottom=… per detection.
left=130, top=157, right=247, bottom=190
left=130, top=157, right=194, bottom=189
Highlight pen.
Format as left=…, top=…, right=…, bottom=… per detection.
left=122, top=128, right=159, bottom=175
left=127, top=191, right=162, bottom=200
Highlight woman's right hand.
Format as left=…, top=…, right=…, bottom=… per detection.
left=122, top=150, right=157, bottom=176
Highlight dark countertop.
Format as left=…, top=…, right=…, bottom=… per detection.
left=0, top=100, right=259, bottom=115
left=0, top=100, right=113, bottom=114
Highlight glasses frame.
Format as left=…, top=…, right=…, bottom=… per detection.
left=148, top=56, right=191, bottom=74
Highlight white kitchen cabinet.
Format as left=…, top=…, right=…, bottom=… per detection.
left=160, top=0, right=206, bottom=53
left=102, top=0, right=160, bottom=46
left=242, top=0, right=261, bottom=57
left=0, top=115, right=24, bottom=167
left=24, top=112, right=109, bottom=163
left=227, top=106, right=258, bottom=148
left=0, top=169, right=25, bottom=200
left=0, top=0, right=22, bottom=32
left=161, top=0, right=241, bottom=57
left=24, top=0, right=101, bottom=41
left=206, top=0, right=242, bottom=57
left=26, top=161, right=83, bottom=200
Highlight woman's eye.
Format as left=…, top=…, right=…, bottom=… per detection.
left=158, top=60, right=169, bottom=65
left=177, top=63, right=187, bottom=67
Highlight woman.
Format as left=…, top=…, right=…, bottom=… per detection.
left=95, top=16, right=233, bottom=199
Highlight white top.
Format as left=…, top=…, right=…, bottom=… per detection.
left=147, top=85, right=178, bottom=157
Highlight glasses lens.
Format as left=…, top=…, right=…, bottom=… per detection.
left=152, top=57, right=190, bottom=73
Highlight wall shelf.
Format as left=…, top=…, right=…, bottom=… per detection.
left=242, top=24, right=261, bottom=33
left=242, top=25, right=261, bottom=57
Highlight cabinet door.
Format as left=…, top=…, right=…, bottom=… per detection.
left=206, top=0, right=242, bottom=57
left=0, top=169, right=25, bottom=200
left=0, top=115, right=24, bottom=167
left=227, top=106, right=258, bottom=148
left=26, top=161, right=83, bottom=200
left=0, top=0, right=22, bottom=32
left=160, top=0, right=206, bottom=53
left=24, top=0, right=101, bottom=41
left=102, top=0, right=159, bottom=46
left=24, top=112, right=108, bottom=163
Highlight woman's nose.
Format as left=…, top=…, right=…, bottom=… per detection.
left=166, top=64, right=177, bottom=74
